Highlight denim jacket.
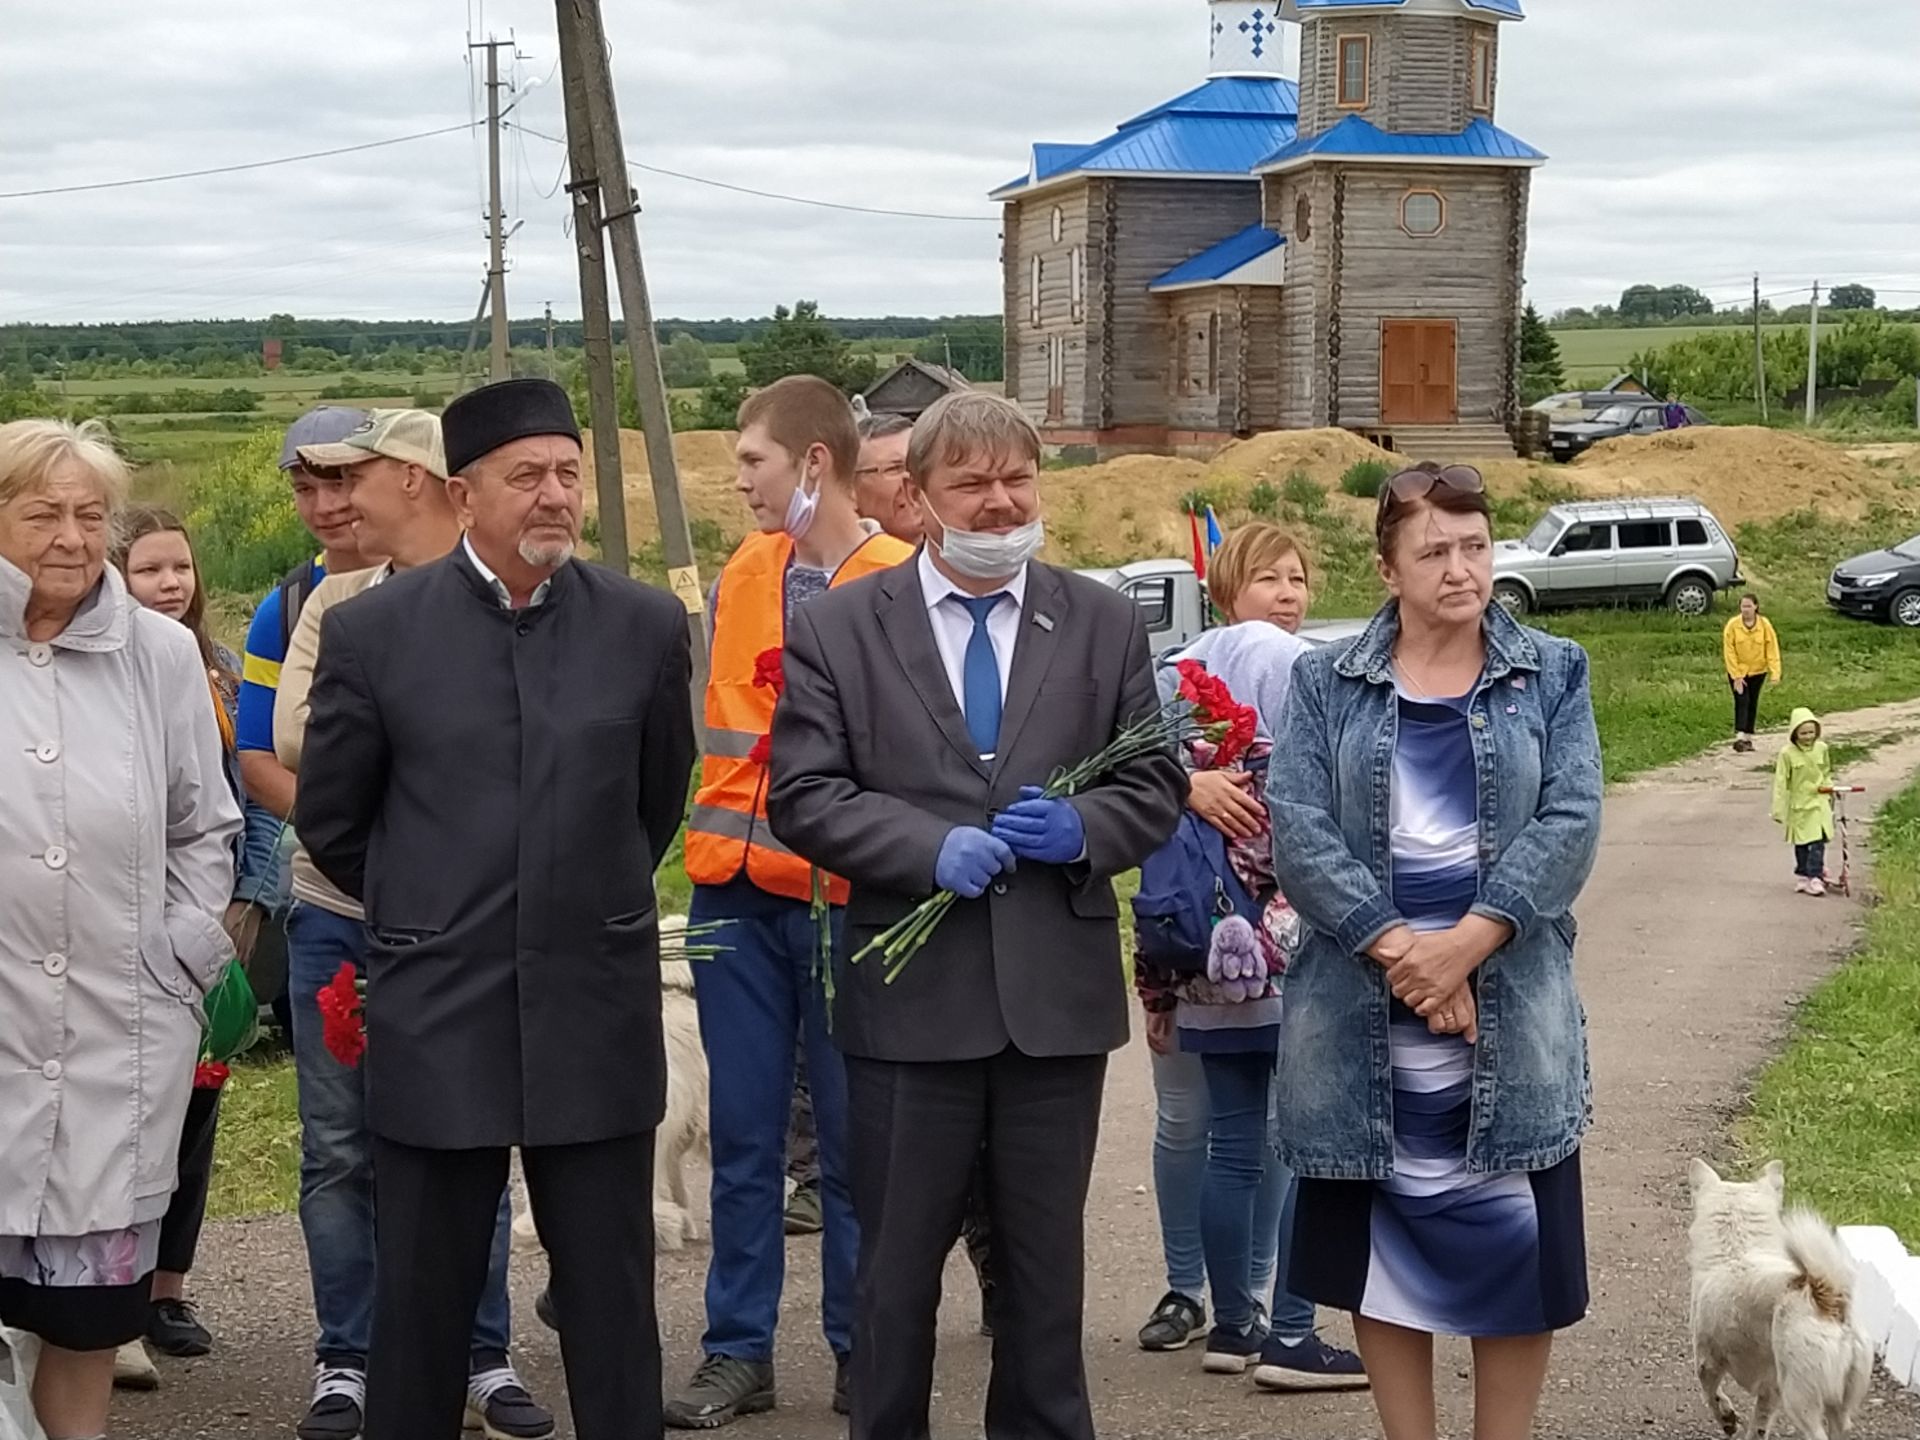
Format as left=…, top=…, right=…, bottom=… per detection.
left=1267, top=601, right=1602, bottom=1179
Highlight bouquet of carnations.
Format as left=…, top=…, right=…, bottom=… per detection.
left=852, top=659, right=1254, bottom=984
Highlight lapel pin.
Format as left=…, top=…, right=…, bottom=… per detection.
left=1033, top=612, right=1055, bottom=632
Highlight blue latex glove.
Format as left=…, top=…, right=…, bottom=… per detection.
left=990, top=786, right=1086, bottom=865
left=935, top=827, right=1016, bottom=900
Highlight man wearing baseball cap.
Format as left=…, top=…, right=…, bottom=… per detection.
left=235, top=406, right=377, bottom=825
left=272, top=407, right=556, bottom=1440
left=295, top=379, right=696, bottom=1440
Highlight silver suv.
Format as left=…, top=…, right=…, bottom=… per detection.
left=1492, top=497, right=1742, bottom=617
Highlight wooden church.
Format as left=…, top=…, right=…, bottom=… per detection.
left=994, top=0, right=1541, bottom=459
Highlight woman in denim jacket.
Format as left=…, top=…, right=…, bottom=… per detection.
left=1267, top=464, right=1602, bottom=1440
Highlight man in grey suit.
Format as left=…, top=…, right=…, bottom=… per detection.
left=766, top=392, right=1184, bottom=1440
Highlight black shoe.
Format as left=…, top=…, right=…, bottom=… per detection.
left=1201, top=1322, right=1268, bottom=1375
left=1137, top=1290, right=1207, bottom=1352
left=465, top=1368, right=557, bottom=1439
left=147, top=1297, right=213, bottom=1357
left=297, top=1367, right=366, bottom=1440
left=783, top=1182, right=824, bottom=1236
left=832, top=1354, right=850, bottom=1417
left=664, top=1355, right=777, bottom=1430
left=1253, top=1333, right=1370, bottom=1392
left=534, top=1286, right=559, bottom=1333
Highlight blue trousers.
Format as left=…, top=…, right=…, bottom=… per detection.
left=1151, top=1050, right=1277, bottom=1313
left=690, top=880, right=856, bottom=1361
left=1199, top=1050, right=1314, bottom=1336
left=286, top=901, right=515, bottom=1370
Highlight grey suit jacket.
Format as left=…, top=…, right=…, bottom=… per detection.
left=766, top=556, right=1184, bottom=1062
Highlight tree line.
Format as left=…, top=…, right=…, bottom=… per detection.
left=1551, top=282, right=1890, bottom=329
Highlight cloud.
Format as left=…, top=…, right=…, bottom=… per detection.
left=2, top=0, right=1917, bottom=324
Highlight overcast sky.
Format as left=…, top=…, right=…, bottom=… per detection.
left=3, top=0, right=1918, bottom=327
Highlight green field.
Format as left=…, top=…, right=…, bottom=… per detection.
left=1743, top=777, right=1920, bottom=1245
left=1552, top=324, right=1802, bottom=385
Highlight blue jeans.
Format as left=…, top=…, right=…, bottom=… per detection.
left=1151, top=1050, right=1275, bottom=1310
left=1197, top=1050, right=1314, bottom=1337
left=690, top=880, right=856, bottom=1361
left=286, top=901, right=515, bottom=1370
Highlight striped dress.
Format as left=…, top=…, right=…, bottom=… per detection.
left=1290, top=685, right=1588, bottom=1338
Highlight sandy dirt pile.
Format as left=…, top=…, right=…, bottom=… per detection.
left=1555, top=426, right=1905, bottom=525
left=582, top=424, right=1912, bottom=562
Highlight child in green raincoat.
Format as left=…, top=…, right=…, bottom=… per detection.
left=1771, top=706, right=1834, bottom=895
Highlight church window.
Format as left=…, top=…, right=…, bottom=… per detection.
left=1030, top=255, right=1044, bottom=325
left=1069, top=246, right=1086, bottom=323
left=1295, top=194, right=1313, bottom=242
left=1337, top=36, right=1370, bottom=108
left=1051, top=206, right=1065, bottom=244
left=1471, top=35, right=1495, bottom=113
left=1400, top=189, right=1447, bottom=237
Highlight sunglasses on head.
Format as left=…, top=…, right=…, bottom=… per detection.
left=1378, top=464, right=1486, bottom=508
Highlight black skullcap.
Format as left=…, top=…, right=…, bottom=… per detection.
left=442, top=378, right=582, bottom=476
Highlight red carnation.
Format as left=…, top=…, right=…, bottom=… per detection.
left=316, top=962, right=366, bottom=1068
left=752, top=647, right=785, bottom=694
left=193, top=1061, right=231, bottom=1090
left=748, top=733, right=772, bottom=766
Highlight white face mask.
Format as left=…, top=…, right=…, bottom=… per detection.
left=927, top=503, right=1046, bottom=581
left=783, top=466, right=820, bottom=540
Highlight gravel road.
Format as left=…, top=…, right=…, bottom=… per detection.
left=115, top=706, right=1920, bottom=1439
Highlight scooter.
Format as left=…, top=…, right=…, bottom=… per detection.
left=1819, top=784, right=1866, bottom=897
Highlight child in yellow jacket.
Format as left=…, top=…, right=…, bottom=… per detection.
left=1771, top=706, right=1834, bottom=895
left=1723, top=594, right=1781, bottom=753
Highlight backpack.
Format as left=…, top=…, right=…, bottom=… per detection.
left=276, top=557, right=319, bottom=654
left=1130, top=808, right=1263, bottom=976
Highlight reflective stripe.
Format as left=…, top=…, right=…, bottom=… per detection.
left=686, top=803, right=801, bottom=858
left=704, top=727, right=762, bottom=759
left=243, top=652, right=282, bottom=689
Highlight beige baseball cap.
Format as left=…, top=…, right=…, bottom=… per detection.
left=297, top=408, right=447, bottom=481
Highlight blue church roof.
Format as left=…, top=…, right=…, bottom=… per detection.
left=992, top=76, right=1298, bottom=199
left=1256, top=115, right=1544, bottom=171
left=1295, top=0, right=1523, bottom=15
left=1149, top=225, right=1286, bottom=290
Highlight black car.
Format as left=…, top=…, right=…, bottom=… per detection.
left=1548, top=401, right=1711, bottom=463
left=1828, top=535, right=1920, bottom=628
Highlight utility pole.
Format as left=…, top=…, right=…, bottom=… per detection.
left=1753, top=274, right=1768, bottom=422
left=544, top=300, right=556, bottom=378
left=1806, top=281, right=1821, bottom=426
left=554, top=9, right=628, bottom=578
left=559, top=0, right=710, bottom=703
left=474, top=37, right=514, bottom=383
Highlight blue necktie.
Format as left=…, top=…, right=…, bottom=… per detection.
left=956, top=594, right=1006, bottom=757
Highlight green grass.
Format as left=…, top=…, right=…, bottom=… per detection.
left=1741, top=780, right=1920, bottom=1244
left=207, top=1043, right=302, bottom=1220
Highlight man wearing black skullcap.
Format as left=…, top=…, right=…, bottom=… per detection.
left=295, top=377, right=697, bottom=1440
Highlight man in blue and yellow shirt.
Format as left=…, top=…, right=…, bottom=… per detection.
left=235, top=406, right=376, bottom=821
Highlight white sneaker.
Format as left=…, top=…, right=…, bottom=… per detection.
left=1794, top=878, right=1810, bottom=894
left=1808, top=877, right=1826, bottom=897
left=113, top=1340, right=159, bottom=1391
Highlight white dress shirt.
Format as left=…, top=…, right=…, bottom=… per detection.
left=918, top=546, right=1026, bottom=731
left=463, top=534, right=555, bottom=610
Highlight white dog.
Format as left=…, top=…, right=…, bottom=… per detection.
left=1689, top=1159, right=1874, bottom=1440
left=513, top=914, right=710, bottom=1254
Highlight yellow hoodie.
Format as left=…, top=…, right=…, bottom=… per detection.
left=1723, top=614, right=1781, bottom=683
left=1771, top=707, right=1833, bottom=845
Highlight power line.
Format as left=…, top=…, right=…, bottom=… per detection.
left=0, top=123, right=482, bottom=201
left=508, top=122, right=999, bottom=224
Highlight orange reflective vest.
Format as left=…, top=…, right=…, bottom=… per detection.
left=683, top=529, right=914, bottom=903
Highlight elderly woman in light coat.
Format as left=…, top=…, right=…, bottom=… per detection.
left=0, top=419, right=239, bottom=1440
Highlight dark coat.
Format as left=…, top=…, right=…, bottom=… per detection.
left=295, top=549, right=695, bottom=1149
left=765, top=558, right=1184, bottom=1063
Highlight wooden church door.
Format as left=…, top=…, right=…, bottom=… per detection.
left=1381, top=320, right=1457, bottom=425
left=1046, top=335, right=1066, bottom=422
